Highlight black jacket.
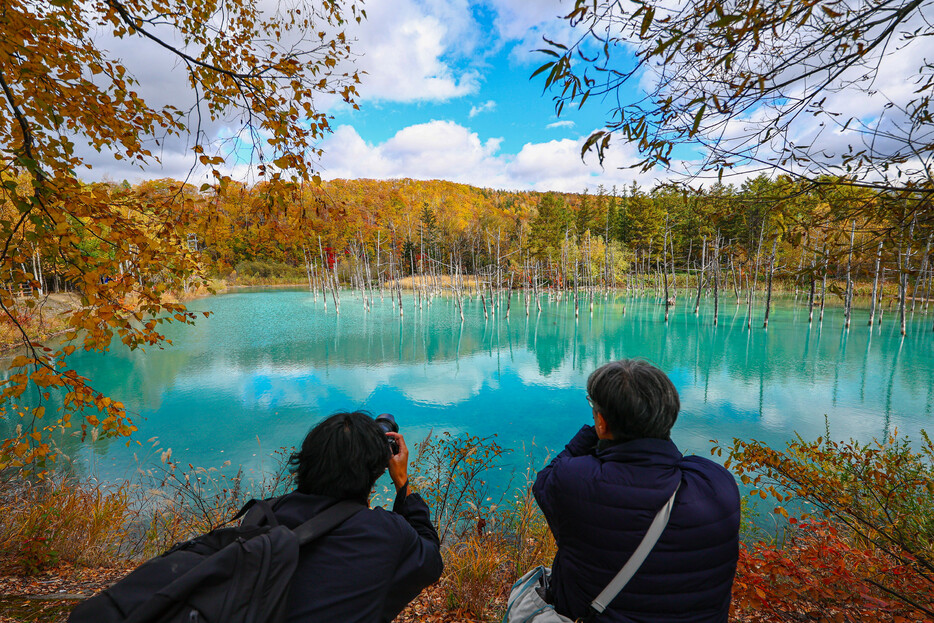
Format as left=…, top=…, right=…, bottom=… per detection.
left=274, top=485, right=443, bottom=623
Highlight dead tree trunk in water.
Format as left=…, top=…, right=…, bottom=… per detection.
left=713, top=234, right=721, bottom=326
left=318, top=236, right=328, bottom=312
left=668, top=230, right=677, bottom=295
left=844, top=221, right=856, bottom=329
left=820, top=245, right=828, bottom=323
left=376, top=232, right=383, bottom=300
left=912, top=235, right=931, bottom=313
left=747, top=222, right=765, bottom=330
left=898, top=220, right=914, bottom=336
left=694, top=236, right=706, bottom=315
left=663, top=219, right=671, bottom=323
left=924, top=263, right=933, bottom=317
left=869, top=239, right=883, bottom=326
left=730, top=251, right=740, bottom=302
left=901, top=218, right=916, bottom=335
left=763, top=238, right=778, bottom=329
left=506, top=275, right=513, bottom=319
left=302, top=245, right=313, bottom=292
left=808, top=246, right=817, bottom=324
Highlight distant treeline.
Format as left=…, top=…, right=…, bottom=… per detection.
left=12, top=175, right=933, bottom=317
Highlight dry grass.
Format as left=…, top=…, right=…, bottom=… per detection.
left=389, top=275, right=483, bottom=290
left=440, top=481, right=556, bottom=622
left=0, top=478, right=133, bottom=573
left=442, top=534, right=509, bottom=619
left=0, top=447, right=293, bottom=574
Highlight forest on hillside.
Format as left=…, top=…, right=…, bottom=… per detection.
left=16, top=175, right=933, bottom=311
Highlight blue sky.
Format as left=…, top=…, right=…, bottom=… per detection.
left=327, top=27, right=601, bottom=154
left=85, top=0, right=660, bottom=192
left=302, top=0, right=665, bottom=192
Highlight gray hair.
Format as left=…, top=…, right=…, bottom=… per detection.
left=586, top=359, right=680, bottom=440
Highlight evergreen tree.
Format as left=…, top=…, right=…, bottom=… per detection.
left=576, top=191, right=596, bottom=236
left=613, top=186, right=628, bottom=242
left=596, top=186, right=612, bottom=240
left=419, top=202, right=438, bottom=245
left=624, top=182, right=664, bottom=250
left=530, top=192, right=571, bottom=259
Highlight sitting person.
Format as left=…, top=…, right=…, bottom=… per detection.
left=275, top=411, right=443, bottom=623
left=533, top=359, right=740, bottom=622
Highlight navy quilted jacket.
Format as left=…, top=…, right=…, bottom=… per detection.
left=533, top=425, right=740, bottom=623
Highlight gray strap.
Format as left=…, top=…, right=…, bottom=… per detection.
left=590, top=483, right=681, bottom=614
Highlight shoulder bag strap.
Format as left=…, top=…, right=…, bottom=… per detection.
left=587, top=482, right=681, bottom=617
left=292, top=500, right=365, bottom=546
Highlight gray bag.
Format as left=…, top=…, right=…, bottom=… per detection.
left=503, top=484, right=680, bottom=623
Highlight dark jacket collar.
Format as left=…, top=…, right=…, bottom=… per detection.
left=595, top=437, right=683, bottom=466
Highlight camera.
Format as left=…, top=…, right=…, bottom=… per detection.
left=375, top=413, right=400, bottom=455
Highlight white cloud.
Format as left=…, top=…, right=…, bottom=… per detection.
left=469, top=100, right=497, bottom=118
left=349, top=0, right=480, bottom=102
left=320, top=121, right=509, bottom=186
left=483, top=0, right=573, bottom=63
left=319, top=121, right=663, bottom=191
left=546, top=120, right=575, bottom=129
left=630, top=6, right=934, bottom=183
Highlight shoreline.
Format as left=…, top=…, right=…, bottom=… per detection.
left=2, top=278, right=927, bottom=353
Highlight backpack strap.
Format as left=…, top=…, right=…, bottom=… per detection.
left=224, top=498, right=262, bottom=525
left=223, top=496, right=287, bottom=529
left=292, top=500, right=364, bottom=546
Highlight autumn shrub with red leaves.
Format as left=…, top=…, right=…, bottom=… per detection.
left=725, top=431, right=934, bottom=622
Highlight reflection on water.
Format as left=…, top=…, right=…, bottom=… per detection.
left=16, top=289, right=934, bottom=481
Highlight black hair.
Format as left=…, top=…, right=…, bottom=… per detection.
left=586, top=359, right=680, bottom=440
left=288, top=411, right=390, bottom=503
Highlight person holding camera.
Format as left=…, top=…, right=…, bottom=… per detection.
left=533, top=360, right=740, bottom=622
left=273, top=411, right=443, bottom=623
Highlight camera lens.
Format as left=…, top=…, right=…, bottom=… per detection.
left=375, top=413, right=400, bottom=454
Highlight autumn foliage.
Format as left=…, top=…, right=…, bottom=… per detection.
left=725, top=433, right=934, bottom=621
left=0, top=0, right=363, bottom=471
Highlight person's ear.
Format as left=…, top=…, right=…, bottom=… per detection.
left=594, top=411, right=608, bottom=437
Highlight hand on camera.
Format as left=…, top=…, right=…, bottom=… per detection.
left=386, top=432, right=409, bottom=490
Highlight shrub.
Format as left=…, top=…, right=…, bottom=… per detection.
left=411, top=431, right=509, bottom=545
left=137, top=448, right=293, bottom=557
left=723, top=431, right=934, bottom=620
left=408, top=433, right=557, bottom=621
left=732, top=520, right=929, bottom=622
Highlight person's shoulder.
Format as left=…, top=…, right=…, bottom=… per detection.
left=363, top=504, right=417, bottom=536
left=540, top=451, right=602, bottom=482
left=681, top=454, right=737, bottom=484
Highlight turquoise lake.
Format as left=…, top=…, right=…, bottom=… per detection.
left=25, top=289, right=934, bottom=487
